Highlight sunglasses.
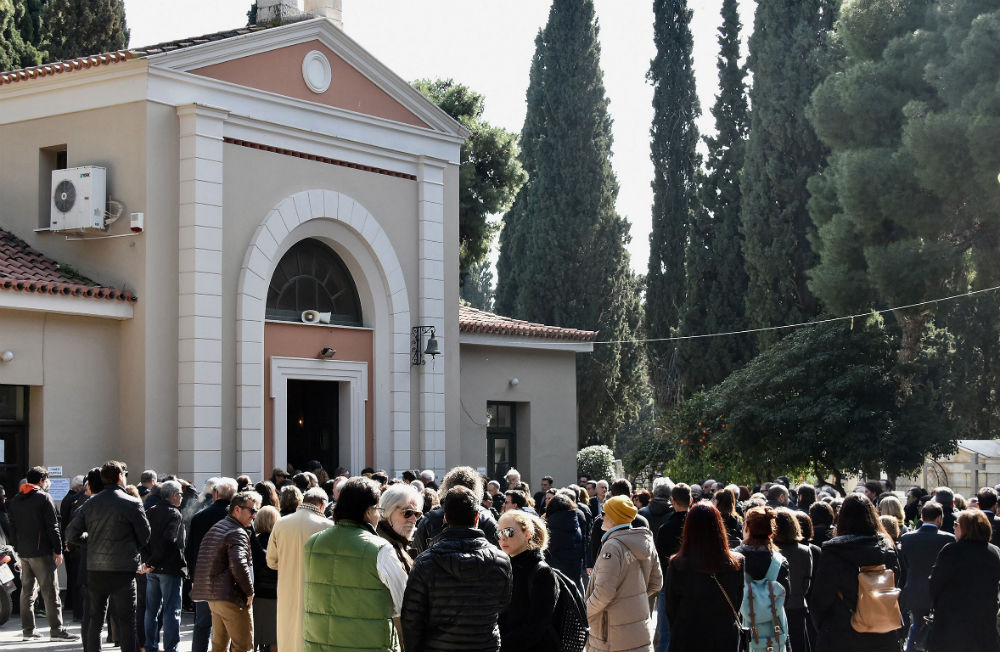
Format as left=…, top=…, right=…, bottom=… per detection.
left=400, top=509, right=423, bottom=519
left=499, top=527, right=518, bottom=540
left=241, top=505, right=259, bottom=516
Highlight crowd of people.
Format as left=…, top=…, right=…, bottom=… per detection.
left=1, top=462, right=1000, bottom=652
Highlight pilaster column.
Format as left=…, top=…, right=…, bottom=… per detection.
left=416, top=157, right=447, bottom=477
left=176, top=104, right=228, bottom=487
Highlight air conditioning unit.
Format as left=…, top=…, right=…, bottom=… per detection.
left=50, top=166, right=107, bottom=231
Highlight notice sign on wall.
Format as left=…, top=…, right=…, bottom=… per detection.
left=48, top=477, right=71, bottom=502
left=48, top=465, right=63, bottom=477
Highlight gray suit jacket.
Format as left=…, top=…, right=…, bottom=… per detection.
left=899, top=524, right=955, bottom=613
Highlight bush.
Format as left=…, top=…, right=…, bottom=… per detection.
left=577, top=445, right=615, bottom=482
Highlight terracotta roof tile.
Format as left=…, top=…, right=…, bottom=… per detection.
left=0, top=25, right=270, bottom=85
left=459, top=305, right=596, bottom=342
left=0, top=228, right=136, bottom=302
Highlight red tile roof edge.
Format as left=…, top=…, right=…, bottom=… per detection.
left=0, top=51, right=132, bottom=86
left=458, top=305, right=596, bottom=343
left=0, top=228, right=136, bottom=303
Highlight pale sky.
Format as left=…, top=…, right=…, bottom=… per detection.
left=123, top=0, right=755, bottom=275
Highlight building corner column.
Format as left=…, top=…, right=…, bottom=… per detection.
left=176, top=104, right=229, bottom=488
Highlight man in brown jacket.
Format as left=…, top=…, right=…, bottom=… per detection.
left=191, top=490, right=261, bottom=652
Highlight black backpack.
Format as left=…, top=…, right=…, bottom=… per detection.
left=543, top=565, right=590, bottom=652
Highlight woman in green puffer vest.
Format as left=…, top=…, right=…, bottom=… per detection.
left=303, top=477, right=409, bottom=652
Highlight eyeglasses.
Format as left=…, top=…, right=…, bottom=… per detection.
left=499, top=527, right=518, bottom=540
left=400, top=508, right=423, bottom=519
left=240, top=505, right=259, bottom=516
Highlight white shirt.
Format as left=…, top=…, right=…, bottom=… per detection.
left=375, top=545, right=409, bottom=616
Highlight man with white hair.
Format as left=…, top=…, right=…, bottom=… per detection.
left=140, top=480, right=186, bottom=652
left=267, top=487, right=332, bottom=652
left=420, top=469, right=439, bottom=491
left=505, top=468, right=522, bottom=491
left=186, top=477, right=237, bottom=652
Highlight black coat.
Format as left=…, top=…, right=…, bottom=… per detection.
left=65, top=485, right=150, bottom=572
left=142, top=502, right=187, bottom=577
left=412, top=504, right=499, bottom=554
left=735, top=545, right=791, bottom=593
left=655, top=510, right=687, bottom=576
left=402, top=527, right=512, bottom=652
left=498, top=548, right=560, bottom=652
left=927, top=539, right=1000, bottom=652
left=776, top=542, right=812, bottom=610
left=722, top=513, right=743, bottom=548
left=811, top=524, right=834, bottom=548
left=983, top=510, right=1000, bottom=547
left=544, top=506, right=586, bottom=586
left=898, top=524, right=954, bottom=614
left=184, top=498, right=228, bottom=576
left=638, top=497, right=671, bottom=537
left=811, top=534, right=900, bottom=652
left=8, top=486, right=61, bottom=557
left=250, top=531, right=277, bottom=599
left=666, top=555, right=744, bottom=652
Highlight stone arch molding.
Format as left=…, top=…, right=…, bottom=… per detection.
left=235, top=189, right=411, bottom=478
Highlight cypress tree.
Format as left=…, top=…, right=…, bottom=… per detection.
left=16, top=0, right=45, bottom=47
left=740, top=0, right=829, bottom=348
left=41, top=0, right=128, bottom=62
left=676, top=0, right=751, bottom=391
left=461, top=259, right=495, bottom=312
left=645, top=0, right=701, bottom=406
left=495, top=0, right=647, bottom=447
left=1, top=0, right=41, bottom=70
left=495, top=31, right=544, bottom=317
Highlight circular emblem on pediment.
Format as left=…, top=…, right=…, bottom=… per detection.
left=302, top=50, right=332, bottom=94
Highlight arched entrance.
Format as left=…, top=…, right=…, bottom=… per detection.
left=235, top=189, right=412, bottom=478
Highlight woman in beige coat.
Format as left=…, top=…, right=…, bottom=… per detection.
left=585, top=495, right=663, bottom=652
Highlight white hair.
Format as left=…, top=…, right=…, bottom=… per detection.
left=379, top=483, right=421, bottom=516
left=410, top=480, right=425, bottom=492
left=652, top=476, right=674, bottom=492
left=420, top=469, right=435, bottom=482
left=214, top=477, right=238, bottom=501
left=70, top=475, right=85, bottom=490
left=506, top=468, right=521, bottom=482
left=159, top=480, right=183, bottom=501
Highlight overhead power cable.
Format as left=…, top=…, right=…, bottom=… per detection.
left=583, top=284, right=1000, bottom=345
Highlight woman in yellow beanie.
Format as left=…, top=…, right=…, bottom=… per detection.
left=585, top=495, right=662, bottom=652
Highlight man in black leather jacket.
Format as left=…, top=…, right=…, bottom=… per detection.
left=412, top=466, right=499, bottom=553
left=66, top=460, right=151, bottom=652
left=402, top=486, right=512, bottom=652
left=9, top=466, right=77, bottom=642
left=140, top=480, right=187, bottom=652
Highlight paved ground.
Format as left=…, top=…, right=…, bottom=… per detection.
left=0, top=610, right=196, bottom=651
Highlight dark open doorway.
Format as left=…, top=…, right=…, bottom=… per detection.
left=286, top=380, right=339, bottom=474
left=0, top=386, right=28, bottom=498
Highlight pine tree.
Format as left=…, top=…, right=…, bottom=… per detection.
left=740, top=0, right=829, bottom=349
left=41, top=0, right=128, bottom=62
left=495, top=0, right=647, bottom=448
left=1, top=0, right=41, bottom=70
left=645, top=0, right=701, bottom=406
left=676, top=0, right=751, bottom=391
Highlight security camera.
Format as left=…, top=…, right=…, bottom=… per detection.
left=319, top=347, right=336, bottom=359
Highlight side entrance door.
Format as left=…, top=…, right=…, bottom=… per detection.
left=487, top=402, right=516, bottom=488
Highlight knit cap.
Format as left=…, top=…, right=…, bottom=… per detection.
left=603, top=495, right=638, bottom=525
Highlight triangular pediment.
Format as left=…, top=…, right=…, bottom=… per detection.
left=143, top=18, right=467, bottom=137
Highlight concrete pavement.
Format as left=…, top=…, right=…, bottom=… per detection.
left=0, top=610, right=196, bottom=651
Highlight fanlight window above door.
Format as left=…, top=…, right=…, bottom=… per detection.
left=266, top=239, right=363, bottom=326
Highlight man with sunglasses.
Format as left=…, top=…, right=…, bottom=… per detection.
left=66, top=460, right=151, bottom=652
left=191, top=490, right=261, bottom=652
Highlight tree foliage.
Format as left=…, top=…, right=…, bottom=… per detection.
left=40, top=0, right=128, bottom=62
left=630, top=320, right=956, bottom=491
left=645, top=0, right=701, bottom=406
left=807, top=0, right=1000, bottom=422
left=740, top=0, right=833, bottom=349
left=494, top=0, right=648, bottom=449
left=676, top=0, right=751, bottom=393
left=577, top=445, right=615, bottom=482
left=413, top=79, right=525, bottom=280
left=460, top=259, right=494, bottom=312
left=1, top=0, right=41, bottom=71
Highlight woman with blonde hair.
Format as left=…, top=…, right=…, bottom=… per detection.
left=497, top=510, right=560, bottom=652
left=878, top=495, right=908, bottom=535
